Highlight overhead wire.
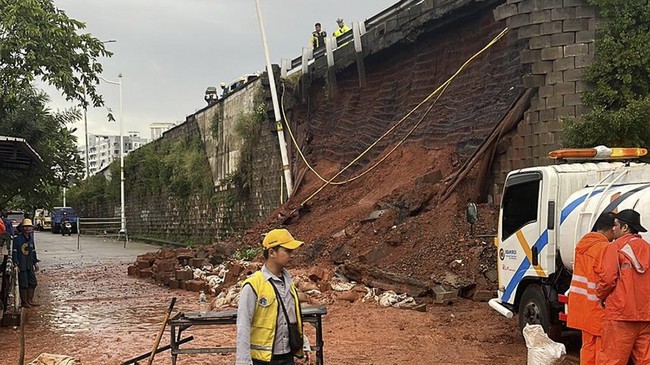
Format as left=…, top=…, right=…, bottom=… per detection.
left=281, top=27, right=510, bottom=208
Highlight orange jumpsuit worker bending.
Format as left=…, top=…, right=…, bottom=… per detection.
left=567, top=211, right=615, bottom=365
left=596, top=209, right=650, bottom=365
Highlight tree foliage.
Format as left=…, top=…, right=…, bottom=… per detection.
left=564, top=0, right=650, bottom=148
left=0, top=87, right=84, bottom=209
left=0, top=0, right=111, bottom=117
left=0, top=0, right=109, bottom=209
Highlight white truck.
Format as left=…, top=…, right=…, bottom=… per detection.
left=488, top=147, right=650, bottom=336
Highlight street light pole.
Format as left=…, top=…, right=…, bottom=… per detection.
left=83, top=99, right=90, bottom=179
left=98, top=74, right=126, bottom=241
left=83, top=40, right=117, bottom=179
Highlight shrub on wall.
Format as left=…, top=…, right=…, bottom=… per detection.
left=563, top=0, right=650, bottom=148
left=69, top=135, right=214, bottom=208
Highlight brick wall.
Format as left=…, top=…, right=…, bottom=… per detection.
left=491, top=0, right=597, bottom=194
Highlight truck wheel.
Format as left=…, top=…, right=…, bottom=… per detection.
left=519, top=284, right=552, bottom=334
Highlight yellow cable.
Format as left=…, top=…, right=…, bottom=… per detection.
left=281, top=28, right=509, bottom=206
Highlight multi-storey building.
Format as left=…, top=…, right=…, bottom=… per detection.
left=79, top=132, right=149, bottom=177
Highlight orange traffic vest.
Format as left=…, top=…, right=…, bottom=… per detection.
left=567, top=232, right=609, bottom=335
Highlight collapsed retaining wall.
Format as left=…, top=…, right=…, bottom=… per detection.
left=74, top=0, right=601, bottom=244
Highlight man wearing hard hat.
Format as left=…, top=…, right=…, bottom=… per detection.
left=596, top=209, right=650, bottom=364
left=12, top=218, right=40, bottom=308
left=236, top=229, right=304, bottom=365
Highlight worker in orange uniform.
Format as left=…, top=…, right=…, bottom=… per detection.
left=596, top=209, right=650, bottom=365
left=567, top=212, right=615, bottom=364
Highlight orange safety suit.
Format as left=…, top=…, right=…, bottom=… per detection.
left=567, top=232, right=609, bottom=365
left=596, top=233, right=650, bottom=365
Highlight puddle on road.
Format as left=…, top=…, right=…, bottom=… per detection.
left=3, top=263, right=239, bottom=365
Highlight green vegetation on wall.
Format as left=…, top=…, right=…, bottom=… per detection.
left=69, top=135, right=214, bottom=208
left=222, top=105, right=266, bottom=199
left=564, top=1, right=650, bottom=147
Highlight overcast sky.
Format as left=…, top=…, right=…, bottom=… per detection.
left=45, top=0, right=397, bottom=145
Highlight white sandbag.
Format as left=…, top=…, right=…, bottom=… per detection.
left=28, top=353, right=79, bottom=365
left=523, top=324, right=566, bottom=365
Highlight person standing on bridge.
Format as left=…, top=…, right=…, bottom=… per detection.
left=596, top=209, right=650, bottom=364
left=567, top=211, right=615, bottom=365
left=311, top=22, right=327, bottom=49
left=236, top=229, right=305, bottom=365
left=333, top=18, right=351, bottom=38
left=12, top=218, right=40, bottom=308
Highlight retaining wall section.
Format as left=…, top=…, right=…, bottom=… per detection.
left=490, top=0, right=598, bottom=196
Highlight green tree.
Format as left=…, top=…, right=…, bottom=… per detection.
left=0, top=87, right=84, bottom=208
left=564, top=0, right=650, bottom=148
left=0, top=0, right=109, bottom=208
left=0, top=0, right=111, bottom=117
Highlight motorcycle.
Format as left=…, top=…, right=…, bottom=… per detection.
left=61, top=221, right=73, bottom=236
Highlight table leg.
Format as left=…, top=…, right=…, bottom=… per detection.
left=171, top=324, right=178, bottom=365
left=316, top=316, right=324, bottom=365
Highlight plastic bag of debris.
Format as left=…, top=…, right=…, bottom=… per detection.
left=28, top=353, right=79, bottom=365
left=523, top=324, right=565, bottom=365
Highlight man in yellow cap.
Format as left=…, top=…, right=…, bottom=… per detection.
left=12, top=218, right=40, bottom=308
left=236, top=228, right=304, bottom=365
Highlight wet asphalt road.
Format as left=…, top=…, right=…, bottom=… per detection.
left=33, top=230, right=159, bottom=269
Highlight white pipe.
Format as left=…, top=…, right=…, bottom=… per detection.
left=489, top=298, right=514, bottom=319
left=98, top=74, right=127, bottom=240
left=254, top=0, right=294, bottom=198
left=118, top=74, right=126, bottom=238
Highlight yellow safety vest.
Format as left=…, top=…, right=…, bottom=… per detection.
left=243, top=271, right=304, bottom=362
left=334, top=25, right=351, bottom=38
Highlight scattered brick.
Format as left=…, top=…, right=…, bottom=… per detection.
left=175, top=269, right=194, bottom=281
left=127, top=265, right=138, bottom=277
left=189, top=258, right=205, bottom=268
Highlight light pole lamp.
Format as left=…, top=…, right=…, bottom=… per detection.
left=98, top=73, right=126, bottom=240
left=84, top=40, right=117, bottom=179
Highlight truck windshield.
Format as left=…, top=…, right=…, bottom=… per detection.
left=501, top=178, right=540, bottom=239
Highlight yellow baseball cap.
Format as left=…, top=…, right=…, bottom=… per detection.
left=262, top=229, right=304, bottom=250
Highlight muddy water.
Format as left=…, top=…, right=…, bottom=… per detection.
left=0, top=234, right=242, bottom=364
left=1, top=264, right=239, bottom=365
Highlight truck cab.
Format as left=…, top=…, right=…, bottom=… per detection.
left=489, top=147, right=650, bottom=337
left=34, top=209, right=52, bottom=231
left=51, top=207, right=78, bottom=234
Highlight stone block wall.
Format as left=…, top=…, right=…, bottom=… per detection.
left=76, top=78, right=284, bottom=243
left=491, top=0, right=598, bottom=189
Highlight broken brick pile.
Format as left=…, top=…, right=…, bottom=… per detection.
left=127, top=247, right=258, bottom=294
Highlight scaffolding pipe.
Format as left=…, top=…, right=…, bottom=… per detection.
left=254, top=0, right=294, bottom=198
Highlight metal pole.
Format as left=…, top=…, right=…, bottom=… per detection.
left=254, top=0, right=294, bottom=198
left=118, top=74, right=126, bottom=240
left=63, top=187, right=66, bottom=206
left=98, top=74, right=127, bottom=242
left=84, top=101, right=90, bottom=179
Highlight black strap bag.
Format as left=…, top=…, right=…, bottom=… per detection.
left=271, top=282, right=303, bottom=352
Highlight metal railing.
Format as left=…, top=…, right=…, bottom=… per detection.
left=288, top=0, right=420, bottom=71
left=76, top=217, right=127, bottom=249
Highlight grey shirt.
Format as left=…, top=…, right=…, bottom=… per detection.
left=235, top=265, right=298, bottom=365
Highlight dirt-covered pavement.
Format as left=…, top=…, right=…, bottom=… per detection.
left=1, top=232, right=581, bottom=364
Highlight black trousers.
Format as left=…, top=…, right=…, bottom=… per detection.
left=0, top=255, right=8, bottom=310
left=253, top=353, right=295, bottom=365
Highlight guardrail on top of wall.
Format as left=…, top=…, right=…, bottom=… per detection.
left=287, top=0, right=420, bottom=71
